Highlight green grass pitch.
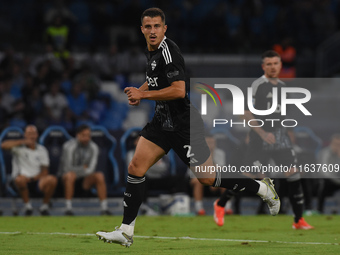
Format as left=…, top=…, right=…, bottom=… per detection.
left=0, top=215, right=339, bottom=254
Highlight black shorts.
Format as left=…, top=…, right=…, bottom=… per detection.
left=56, top=177, right=93, bottom=198
left=10, top=179, right=42, bottom=197
left=140, top=119, right=210, bottom=167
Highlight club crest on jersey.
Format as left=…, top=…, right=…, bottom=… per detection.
left=151, top=60, right=157, bottom=70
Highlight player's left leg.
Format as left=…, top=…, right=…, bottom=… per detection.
left=274, top=149, right=314, bottom=229
left=38, top=175, right=57, bottom=215
left=174, top=132, right=280, bottom=216
left=14, top=175, right=33, bottom=215
left=96, top=136, right=166, bottom=247
left=287, top=173, right=314, bottom=229
left=83, top=172, right=110, bottom=215
left=190, top=177, right=205, bottom=215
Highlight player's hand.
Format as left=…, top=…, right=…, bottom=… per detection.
left=124, top=87, right=144, bottom=101
left=260, top=131, right=276, bottom=144
left=128, top=99, right=140, bottom=106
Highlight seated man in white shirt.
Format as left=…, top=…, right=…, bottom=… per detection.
left=1, top=125, right=57, bottom=216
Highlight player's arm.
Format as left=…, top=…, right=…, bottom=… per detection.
left=1, top=139, right=30, bottom=150
left=124, top=80, right=185, bottom=101
left=84, top=143, right=99, bottom=176
left=126, top=81, right=149, bottom=106
left=244, top=110, right=275, bottom=144
left=139, top=81, right=149, bottom=91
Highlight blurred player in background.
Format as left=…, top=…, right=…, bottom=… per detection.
left=214, top=51, right=314, bottom=230
left=96, top=8, right=280, bottom=247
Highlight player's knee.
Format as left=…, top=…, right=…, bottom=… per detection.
left=63, top=171, right=76, bottom=182
left=48, top=175, right=58, bottom=187
left=128, top=161, right=144, bottom=176
left=197, top=177, right=215, bottom=186
left=95, top=172, right=105, bottom=183
left=14, top=176, right=27, bottom=187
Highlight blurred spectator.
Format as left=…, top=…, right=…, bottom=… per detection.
left=0, top=93, right=9, bottom=130
left=43, top=78, right=69, bottom=125
left=44, top=0, right=77, bottom=25
left=23, top=87, right=45, bottom=129
left=317, top=133, right=340, bottom=213
left=1, top=125, right=57, bottom=216
left=273, top=37, right=297, bottom=79
left=66, top=81, right=88, bottom=123
left=74, top=63, right=101, bottom=101
left=97, top=44, right=119, bottom=80
left=45, top=14, right=71, bottom=60
left=60, top=69, right=73, bottom=94
left=0, top=45, right=19, bottom=80
left=33, top=61, right=53, bottom=95
left=58, top=124, right=111, bottom=216
left=0, top=76, right=25, bottom=126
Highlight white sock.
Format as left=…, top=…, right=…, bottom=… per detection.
left=65, top=200, right=72, bottom=210
left=195, top=200, right=203, bottom=212
left=225, top=200, right=232, bottom=210
left=256, top=180, right=267, bottom=197
left=40, top=203, right=49, bottom=211
left=120, top=219, right=135, bottom=236
left=100, top=199, right=108, bottom=211
left=24, top=202, right=32, bottom=210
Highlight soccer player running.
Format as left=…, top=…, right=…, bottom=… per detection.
left=96, top=8, right=280, bottom=247
left=213, top=50, right=314, bottom=230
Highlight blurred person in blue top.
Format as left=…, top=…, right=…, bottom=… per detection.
left=66, top=80, right=88, bottom=123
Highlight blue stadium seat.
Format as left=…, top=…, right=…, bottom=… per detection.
left=38, top=126, right=73, bottom=176
left=0, top=127, right=24, bottom=197
left=89, top=126, right=121, bottom=195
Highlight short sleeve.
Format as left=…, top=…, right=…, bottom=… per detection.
left=40, top=146, right=50, bottom=167
left=163, top=47, right=185, bottom=84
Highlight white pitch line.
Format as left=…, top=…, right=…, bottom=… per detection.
left=0, top=232, right=338, bottom=246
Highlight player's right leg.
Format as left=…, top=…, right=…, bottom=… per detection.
left=62, top=171, right=77, bottom=215
left=96, top=136, right=166, bottom=247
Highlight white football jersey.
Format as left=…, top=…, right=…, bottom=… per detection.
left=11, top=144, right=49, bottom=178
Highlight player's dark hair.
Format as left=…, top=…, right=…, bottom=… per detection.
left=76, top=124, right=90, bottom=134
left=262, top=50, right=281, bottom=60
left=141, top=7, right=165, bottom=25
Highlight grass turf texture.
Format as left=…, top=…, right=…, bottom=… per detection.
left=0, top=215, right=339, bottom=254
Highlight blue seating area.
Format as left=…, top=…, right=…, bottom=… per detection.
left=0, top=125, right=184, bottom=199
left=0, top=127, right=24, bottom=197
left=0, top=125, right=126, bottom=198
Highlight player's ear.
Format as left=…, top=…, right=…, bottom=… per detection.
left=164, top=24, right=167, bottom=33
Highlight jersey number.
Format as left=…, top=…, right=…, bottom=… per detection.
left=184, top=145, right=198, bottom=164
left=183, top=145, right=194, bottom=158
